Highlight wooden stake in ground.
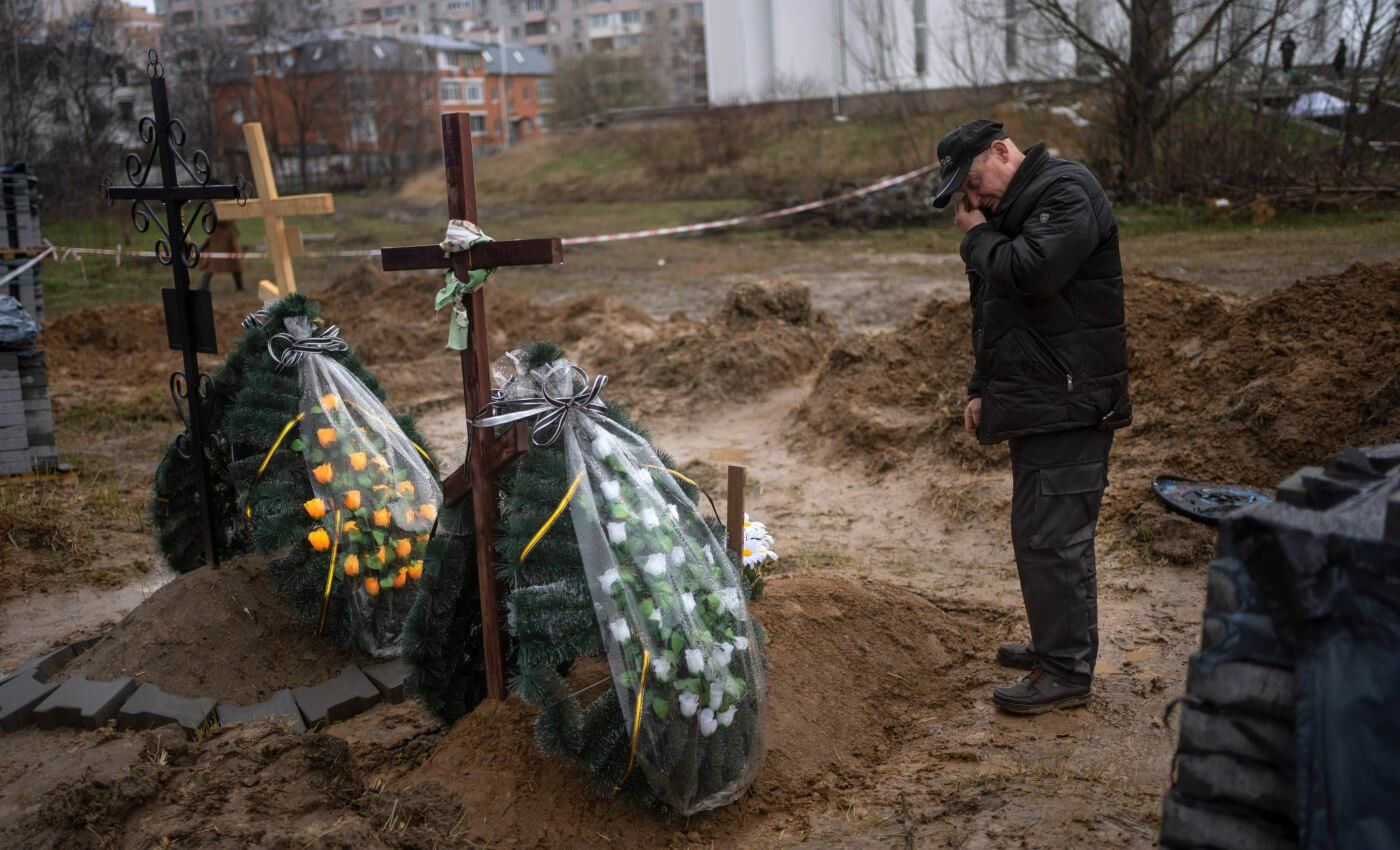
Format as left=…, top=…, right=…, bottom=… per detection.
left=379, top=112, right=563, bottom=700
left=727, top=465, right=747, bottom=561
left=213, top=123, right=334, bottom=299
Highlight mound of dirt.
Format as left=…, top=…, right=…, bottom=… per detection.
left=0, top=722, right=463, bottom=849
left=415, top=573, right=980, bottom=846
left=65, top=554, right=352, bottom=704
left=799, top=262, right=1400, bottom=533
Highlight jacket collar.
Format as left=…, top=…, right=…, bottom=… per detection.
left=992, top=141, right=1048, bottom=223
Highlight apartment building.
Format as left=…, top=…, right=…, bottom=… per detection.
left=156, top=0, right=705, bottom=105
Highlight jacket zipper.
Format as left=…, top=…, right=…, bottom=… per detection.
left=1025, top=329, right=1074, bottom=392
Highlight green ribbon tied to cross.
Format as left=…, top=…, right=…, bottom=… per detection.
left=435, top=219, right=496, bottom=350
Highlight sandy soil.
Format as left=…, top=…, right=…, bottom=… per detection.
left=1, top=214, right=1395, bottom=846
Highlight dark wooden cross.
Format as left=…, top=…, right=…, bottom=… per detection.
left=105, top=50, right=244, bottom=569
left=380, top=113, right=563, bottom=700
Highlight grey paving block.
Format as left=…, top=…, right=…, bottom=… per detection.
left=292, top=666, right=381, bottom=727
left=216, top=689, right=307, bottom=733
left=32, top=675, right=137, bottom=730
left=69, top=631, right=110, bottom=656
left=118, top=683, right=216, bottom=738
left=0, top=672, right=59, bottom=732
left=362, top=658, right=407, bottom=704
left=4, top=644, right=76, bottom=684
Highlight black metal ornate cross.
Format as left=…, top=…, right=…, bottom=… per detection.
left=105, top=50, right=247, bottom=569
left=380, top=112, right=563, bottom=700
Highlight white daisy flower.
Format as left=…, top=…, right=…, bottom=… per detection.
left=684, top=648, right=705, bottom=675
left=669, top=546, right=685, bottom=567
left=734, top=635, right=749, bottom=651
left=698, top=708, right=718, bottom=736
left=640, top=508, right=660, bottom=529
left=607, top=522, right=627, bottom=544
left=708, top=682, right=724, bottom=712
left=598, top=568, right=621, bottom=593
left=680, top=592, right=697, bottom=615
left=652, top=656, right=672, bottom=682
left=643, top=553, right=667, bottom=576
left=608, top=618, right=631, bottom=643
left=678, top=691, right=699, bottom=717
left=718, top=705, right=737, bottom=727
left=600, top=480, right=622, bottom=502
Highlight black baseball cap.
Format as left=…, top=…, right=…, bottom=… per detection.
left=932, top=119, right=1008, bottom=209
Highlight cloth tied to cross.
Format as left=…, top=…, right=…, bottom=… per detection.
left=471, top=363, right=609, bottom=447
left=435, top=219, right=496, bottom=350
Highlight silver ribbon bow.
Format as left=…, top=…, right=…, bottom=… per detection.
left=471, top=364, right=609, bottom=447
left=267, top=323, right=349, bottom=371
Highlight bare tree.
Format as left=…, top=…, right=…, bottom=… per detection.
left=45, top=1, right=127, bottom=205
left=1338, top=0, right=1398, bottom=170
left=0, top=0, right=48, bottom=164
left=1023, top=0, right=1297, bottom=189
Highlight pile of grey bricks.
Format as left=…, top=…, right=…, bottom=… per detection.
left=2, top=164, right=44, bottom=323
left=0, top=164, right=57, bottom=475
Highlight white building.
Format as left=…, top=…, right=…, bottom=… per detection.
left=703, top=0, right=1345, bottom=107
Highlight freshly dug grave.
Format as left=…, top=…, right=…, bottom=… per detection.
left=414, top=573, right=981, bottom=847
left=64, top=553, right=352, bottom=704
left=0, top=573, right=993, bottom=848
left=798, top=262, right=1400, bottom=556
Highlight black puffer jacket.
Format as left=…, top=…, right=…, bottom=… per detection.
left=961, top=142, right=1132, bottom=444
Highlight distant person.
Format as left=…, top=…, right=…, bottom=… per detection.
left=1333, top=39, right=1347, bottom=78
left=932, top=120, right=1132, bottom=715
left=1280, top=31, right=1297, bottom=75
left=197, top=219, right=245, bottom=292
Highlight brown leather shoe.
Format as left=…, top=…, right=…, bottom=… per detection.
left=993, top=667, right=1091, bottom=715
left=996, top=643, right=1037, bottom=670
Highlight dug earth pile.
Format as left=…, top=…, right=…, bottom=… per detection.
left=40, top=270, right=831, bottom=418
left=798, top=262, right=1400, bottom=560
left=0, top=574, right=992, bottom=847
left=63, top=554, right=352, bottom=704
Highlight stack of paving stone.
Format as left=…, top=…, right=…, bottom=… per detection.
left=1, top=163, right=44, bottom=323
left=0, top=636, right=409, bottom=737
left=0, top=294, right=55, bottom=475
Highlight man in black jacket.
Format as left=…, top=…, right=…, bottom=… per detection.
left=932, top=120, right=1132, bottom=714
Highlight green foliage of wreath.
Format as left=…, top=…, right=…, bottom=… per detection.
left=150, top=295, right=438, bottom=651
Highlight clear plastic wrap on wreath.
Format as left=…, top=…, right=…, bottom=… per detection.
left=498, top=357, right=768, bottom=815
left=286, top=317, right=442, bottom=659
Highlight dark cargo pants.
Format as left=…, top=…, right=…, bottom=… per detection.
left=1008, top=427, right=1113, bottom=686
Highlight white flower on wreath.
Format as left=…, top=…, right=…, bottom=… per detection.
left=708, top=682, right=724, bottom=712
left=680, top=592, right=697, bottom=616
left=640, top=507, right=660, bottom=530
left=608, top=618, right=631, bottom=643
left=600, top=479, right=622, bottom=503
left=733, top=635, right=749, bottom=651
left=607, top=522, right=627, bottom=544
left=718, top=705, right=737, bottom=727
left=684, top=647, right=705, bottom=675
left=698, top=707, right=718, bottom=737
left=598, top=568, right=621, bottom=593
left=742, top=514, right=779, bottom=568
left=652, top=655, right=673, bottom=682
left=679, top=691, right=699, bottom=717
left=643, top=553, right=667, bottom=576
left=592, top=432, right=617, bottom=459
left=717, top=587, right=744, bottom=619
left=713, top=642, right=734, bottom=666
left=669, top=546, right=685, bottom=568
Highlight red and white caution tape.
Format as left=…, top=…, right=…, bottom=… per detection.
left=45, top=164, right=934, bottom=263
left=0, top=245, right=54, bottom=286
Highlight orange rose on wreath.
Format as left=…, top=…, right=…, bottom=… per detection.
left=342, top=554, right=360, bottom=576
left=372, top=455, right=389, bottom=471
left=373, top=507, right=391, bottom=527
left=349, top=452, right=368, bottom=471
left=365, top=576, right=380, bottom=596
left=395, top=538, right=412, bottom=559
left=408, top=560, right=423, bottom=580
left=419, top=504, right=438, bottom=523
left=304, top=498, right=327, bottom=520
left=404, top=507, right=418, bottom=525
left=393, top=567, right=408, bottom=589
left=375, top=545, right=388, bottom=564
left=307, top=528, right=331, bottom=552
left=319, top=393, right=340, bottom=411
left=343, top=490, right=362, bottom=510
left=343, top=519, right=358, bottom=534
left=317, top=428, right=337, bottom=448
left=397, top=481, right=415, bottom=496
left=313, top=464, right=334, bottom=484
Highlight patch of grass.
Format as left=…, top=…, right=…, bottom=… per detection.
left=785, top=544, right=857, bottom=573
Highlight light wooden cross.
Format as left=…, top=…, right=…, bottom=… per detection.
left=380, top=112, right=563, bottom=700
left=213, top=123, right=334, bottom=299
